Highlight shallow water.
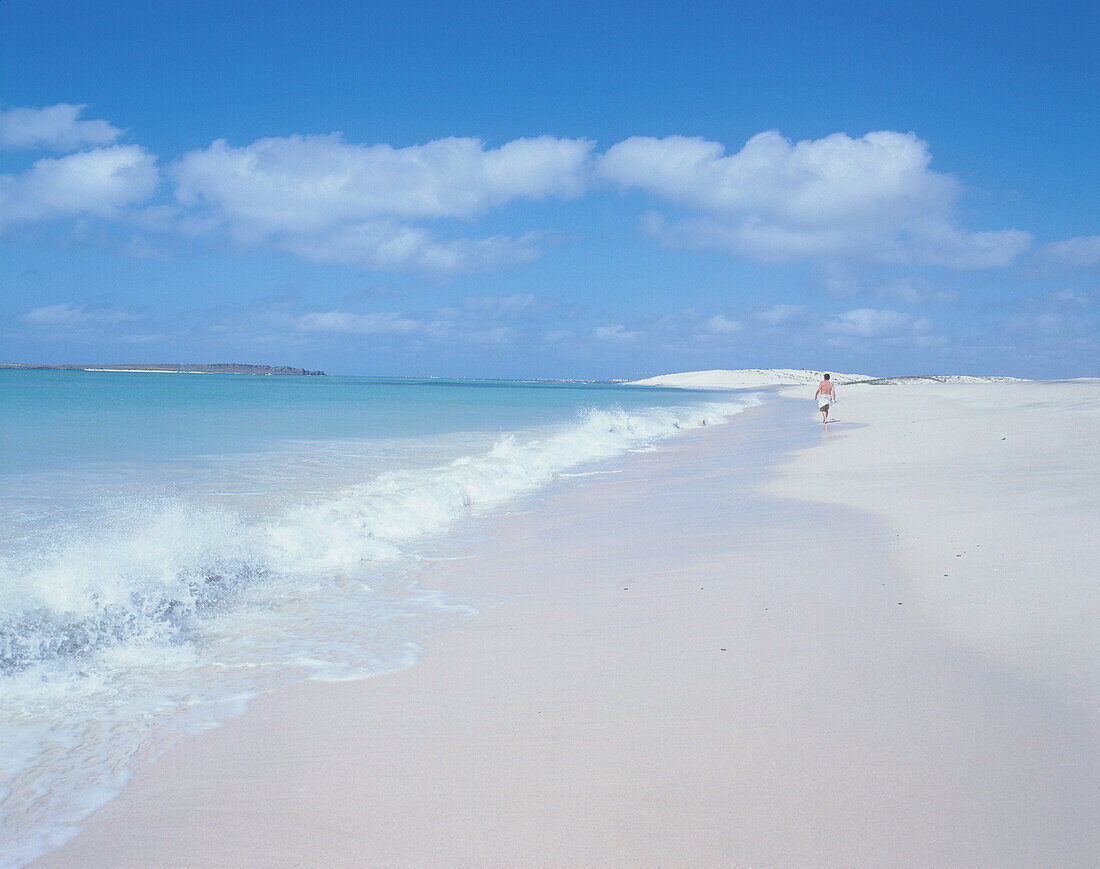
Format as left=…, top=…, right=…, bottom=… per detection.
left=0, top=370, right=757, bottom=866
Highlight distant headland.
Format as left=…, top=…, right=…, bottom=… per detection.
left=0, top=363, right=326, bottom=375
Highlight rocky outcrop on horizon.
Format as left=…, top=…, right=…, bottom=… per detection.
left=0, top=363, right=326, bottom=375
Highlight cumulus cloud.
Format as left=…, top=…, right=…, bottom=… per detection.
left=1036, top=235, right=1100, bottom=269
left=0, top=146, right=159, bottom=226
left=0, top=116, right=1053, bottom=288
left=826, top=308, right=931, bottom=338
left=600, top=130, right=1031, bottom=269
left=280, top=222, right=544, bottom=274
left=594, top=324, right=638, bottom=342
left=1000, top=289, right=1095, bottom=344
left=821, top=266, right=959, bottom=304
left=704, top=313, right=742, bottom=333
left=1004, top=311, right=1092, bottom=337
left=0, top=104, right=124, bottom=151
left=170, top=134, right=592, bottom=274
left=174, top=135, right=591, bottom=226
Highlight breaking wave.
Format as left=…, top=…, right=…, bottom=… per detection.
left=1, top=399, right=752, bottom=676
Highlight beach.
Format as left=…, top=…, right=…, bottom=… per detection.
left=771, top=377, right=1100, bottom=723
left=1, top=374, right=752, bottom=866
left=31, top=375, right=1099, bottom=867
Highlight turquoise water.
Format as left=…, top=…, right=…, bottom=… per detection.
left=0, top=370, right=757, bottom=866
left=1, top=371, right=714, bottom=473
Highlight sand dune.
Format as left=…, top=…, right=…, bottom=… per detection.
left=631, top=368, right=874, bottom=389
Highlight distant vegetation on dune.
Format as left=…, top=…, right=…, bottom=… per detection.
left=855, top=375, right=1027, bottom=384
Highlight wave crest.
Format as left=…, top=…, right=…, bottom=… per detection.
left=0, top=397, right=753, bottom=673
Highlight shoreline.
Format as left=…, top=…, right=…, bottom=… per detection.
left=33, top=391, right=1099, bottom=867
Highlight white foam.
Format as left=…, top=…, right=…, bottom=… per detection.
left=0, top=394, right=756, bottom=864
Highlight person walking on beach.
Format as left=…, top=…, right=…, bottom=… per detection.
left=815, top=373, right=835, bottom=423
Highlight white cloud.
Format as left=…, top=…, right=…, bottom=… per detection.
left=170, top=134, right=592, bottom=275
left=208, top=302, right=523, bottom=347
left=23, top=303, right=140, bottom=327
left=0, top=146, right=159, bottom=226
left=754, top=304, right=806, bottom=324
left=704, top=313, right=742, bottom=333
left=600, top=130, right=1031, bottom=269
left=127, top=204, right=182, bottom=233
left=1005, top=311, right=1092, bottom=336
left=1052, top=289, right=1089, bottom=305
left=1037, top=236, right=1100, bottom=269
left=281, top=222, right=544, bottom=274
left=891, top=223, right=1032, bottom=269
left=0, top=104, right=124, bottom=151
left=294, top=310, right=421, bottom=334
left=174, top=134, right=592, bottom=228
left=821, top=267, right=959, bottom=303
left=826, top=308, right=930, bottom=338
left=594, top=324, right=638, bottom=342
left=0, top=118, right=1055, bottom=288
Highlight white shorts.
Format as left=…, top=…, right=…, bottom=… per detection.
left=818, top=395, right=832, bottom=409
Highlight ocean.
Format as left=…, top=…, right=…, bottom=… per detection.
left=0, top=370, right=757, bottom=866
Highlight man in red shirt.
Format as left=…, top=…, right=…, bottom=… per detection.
left=814, top=373, right=835, bottom=424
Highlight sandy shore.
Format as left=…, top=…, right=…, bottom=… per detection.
left=771, top=377, right=1100, bottom=722
left=35, top=385, right=1099, bottom=867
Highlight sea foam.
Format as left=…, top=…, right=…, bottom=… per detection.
left=0, top=393, right=754, bottom=866
left=2, top=400, right=750, bottom=675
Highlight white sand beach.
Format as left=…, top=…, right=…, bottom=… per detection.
left=33, top=374, right=1100, bottom=868
left=771, top=376, right=1100, bottom=722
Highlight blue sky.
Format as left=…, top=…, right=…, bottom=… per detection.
left=2, top=0, right=1097, bottom=378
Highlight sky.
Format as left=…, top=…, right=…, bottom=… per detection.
left=1, top=0, right=1097, bottom=378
